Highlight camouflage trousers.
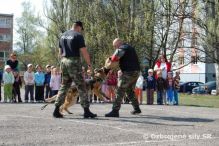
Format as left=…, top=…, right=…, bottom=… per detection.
left=113, top=71, right=140, bottom=110
left=55, top=57, right=89, bottom=108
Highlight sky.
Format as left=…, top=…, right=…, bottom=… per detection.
left=0, top=0, right=45, bottom=18
left=0, top=0, right=46, bottom=47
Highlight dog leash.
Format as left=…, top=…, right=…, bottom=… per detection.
left=41, top=103, right=49, bottom=110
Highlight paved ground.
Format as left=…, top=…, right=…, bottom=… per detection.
left=0, top=102, right=219, bottom=146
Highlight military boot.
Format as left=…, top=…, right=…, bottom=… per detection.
left=84, top=108, right=97, bottom=118
left=53, top=106, right=63, bottom=118
left=130, top=106, right=141, bottom=115
left=105, top=109, right=119, bottom=117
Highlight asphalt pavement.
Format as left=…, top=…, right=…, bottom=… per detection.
left=0, top=102, right=219, bottom=146
left=0, top=88, right=219, bottom=146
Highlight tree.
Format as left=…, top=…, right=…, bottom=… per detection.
left=16, top=1, right=41, bottom=53
left=16, top=1, right=44, bottom=69
left=42, top=0, right=200, bottom=72
left=199, top=0, right=219, bottom=93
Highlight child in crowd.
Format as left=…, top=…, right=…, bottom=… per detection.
left=106, top=70, right=117, bottom=102
left=24, top=64, right=35, bottom=103
left=166, top=71, right=174, bottom=105
left=50, top=67, right=61, bottom=96
left=3, top=65, right=14, bottom=102
left=34, top=65, right=45, bottom=102
left=85, top=69, right=94, bottom=102
left=135, top=72, right=144, bottom=104
left=146, top=69, right=156, bottom=105
left=156, top=71, right=167, bottom=105
left=44, top=65, right=52, bottom=99
left=173, top=71, right=180, bottom=105
left=12, top=70, right=22, bottom=103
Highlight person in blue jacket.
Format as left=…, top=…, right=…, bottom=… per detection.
left=34, top=65, right=45, bottom=102
left=44, top=65, right=52, bottom=99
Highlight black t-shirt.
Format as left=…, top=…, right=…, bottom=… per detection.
left=119, top=44, right=140, bottom=72
left=6, top=60, right=19, bottom=71
left=59, top=30, right=86, bottom=57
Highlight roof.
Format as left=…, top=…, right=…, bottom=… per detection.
left=0, top=13, right=13, bottom=17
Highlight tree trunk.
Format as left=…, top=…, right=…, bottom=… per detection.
left=215, top=63, right=219, bottom=95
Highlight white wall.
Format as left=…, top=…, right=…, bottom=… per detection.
left=180, top=73, right=206, bottom=83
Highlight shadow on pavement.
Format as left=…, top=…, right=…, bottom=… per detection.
left=180, top=104, right=214, bottom=108
left=95, top=114, right=213, bottom=126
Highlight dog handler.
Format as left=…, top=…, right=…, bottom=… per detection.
left=105, top=38, right=142, bottom=117
left=53, top=21, right=97, bottom=118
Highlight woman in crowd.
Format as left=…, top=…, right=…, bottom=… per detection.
left=6, top=52, right=19, bottom=71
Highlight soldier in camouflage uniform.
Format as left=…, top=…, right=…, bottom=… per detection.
left=105, top=38, right=141, bottom=117
left=53, top=21, right=97, bottom=118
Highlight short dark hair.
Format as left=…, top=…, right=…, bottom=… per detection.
left=73, top=21, right=84, bottom=30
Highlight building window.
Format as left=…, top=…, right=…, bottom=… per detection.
left=6, top=19, right=11, bottom=25
left=5, top=52, right=9, bottom=58
left=0, top=18, right=5, bottom=26
left=0, top=34, right=11, bottom=42
left=5, top=34, right=11, bottom=41
left=212, top=74, right=216, bottom=78
left=0, top=52, right=4, bottom=58
left=0, top=34, right=3, bottom=41
left=178, top=48, right=185, bottom=65
left=0, top=18, right=12, bottom=28
left=179, top=56, right=184, bottom=65
left=0, top=52, right=9, bottom=58
left=191, top=55, right=198, bottom=64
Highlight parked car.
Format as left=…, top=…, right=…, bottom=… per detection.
left=179, top=81, right=204, bottom=93
left=192, top=81, right=216, bottom=94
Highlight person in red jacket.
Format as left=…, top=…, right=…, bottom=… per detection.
left=154, top=55, right=171, bottom=80
left=154, top=55, right=171, bottom=105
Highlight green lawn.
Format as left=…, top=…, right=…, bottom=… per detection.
left=179, top=94, right=219, bottom=108
left=142, top=92, right=219, bottom=108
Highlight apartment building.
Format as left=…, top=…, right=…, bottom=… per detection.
left=0, top=13, right=13, bottom=68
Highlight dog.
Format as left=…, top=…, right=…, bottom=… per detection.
left=41, top=67, right=110, bottom=114
left=41, top=87, right=78, bottom=114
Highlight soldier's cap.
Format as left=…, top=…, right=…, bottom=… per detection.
left=74, top=21, right=84, bottom=30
